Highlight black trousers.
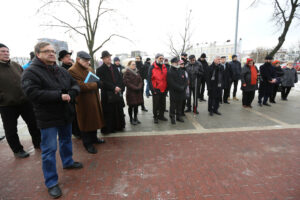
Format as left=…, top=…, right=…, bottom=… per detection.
left=223, top=88, right=230, bottom=103
left=281, top=86, right=291, bottom=99
left=208, top=89, right=221, bottom=112
left=198, top=79, right=206, bottom=99
left=270, top=84, right=279, bottom=102
left=152, top=93, right=166, bottom=118
left=242, top=90, right=255, bottom=106
left=187, top=86, right=198, bottom=110
left=230, top=80, right=239, bottom=97
left=72, top=109, right=81, bottom=138
left=0, top=102, right=41, bottom=153
left=182, top=99, right=187, bottom=114
left=128, top=105, right=138, bottom=120
left=170, top=99, right=183, bottom=118
left=81, top=130, right=97, bottom=147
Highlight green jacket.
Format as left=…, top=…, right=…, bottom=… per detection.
left=0, top=60, right=28, bottom=106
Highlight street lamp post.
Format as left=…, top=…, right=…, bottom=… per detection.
left=234, top=0, right=240, bottom=55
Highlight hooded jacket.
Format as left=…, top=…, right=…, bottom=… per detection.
left=21, top=57, right=80, bottom=129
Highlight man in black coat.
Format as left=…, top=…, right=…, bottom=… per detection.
left=229, top=55, right=242, bottom=101
left=198, top=53, right=209, bottom=101
left=258, top=55, right=277, bottom=106
left=167, top=57, right=187, bottom=124
left=113, top=57, right=125, bottom=77
left=220, top=56, right=233, bottom=104
left=59, top=50, right=73, bottom=70
left=181, top=52, right=189, bottom=65
left=97, top=51, right=126, bottom=134
left=21, top=42, right=82, bottom=198
left=144, top=58, right=152, bottom=97
left=270, top=60, right=284, bottom=103
left=185, top=55, right=204, bottom=114
left=207, top=56, right=223, bottom=116
left=135, top=55, right=148, bottom=112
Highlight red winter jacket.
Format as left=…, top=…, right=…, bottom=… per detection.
left=149, top=62, right=168, bottom=93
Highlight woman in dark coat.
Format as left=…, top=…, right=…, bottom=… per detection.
left=123, top=61, right=144, bottom=125
left=281, top=61, right=298, bottom=100
left=241, top=58, right=258, bottom=108
left=96, top=51, right=125, bottom=134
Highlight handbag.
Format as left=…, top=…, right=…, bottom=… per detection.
left=107, top=91, right=123, bottom=103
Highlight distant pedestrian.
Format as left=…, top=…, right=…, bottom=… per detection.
left=68, top=51, right=105, bottom=154
left=258, top=55, right=277, bottom=106
left=181, top=52, right=188, bottom=65
left=135, top=55, right=148, bottom=112
left=113, top=57, right=125, bottom=77
left=241, top=58, right=258, bottom=108
left=0, top=43, right=41, bottom=158
left=185, top=55, right=204, bottom=114
left=123, top=60, right=144, bottom=125
left=96, top=51, right=126, bottom=134
left=144, top=58, right=152, bottom=97
left=180, top=60, right=189, bottom=116
left=164, top=58, right=170, bottom=71
left=22, top=42, right=83, bottom=198
left=148, top=53, right=168, bottom=123
left=59, top=50, right=73, bottom=70
left=22, top=51, right=35, bottom=70
left=270, top=60, right=284, bottom=103
left=229, top=55, right=242, bottom=101
left=207, top=56, right=223, bottom=116
left=167, top=57, right=187, bottom=124
left=281, top=61, right=298, bottom=101
left=220, top=56, right=233, bottom=104
left=198, top=53, right=209, bottom=101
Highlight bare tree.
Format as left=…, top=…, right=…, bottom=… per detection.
left=251, top=0, right=300, bottom=57
left=249, top=47, right=272, bottom=63
left=168, top=10, right=194, bottom=58
left=38, top=0, right=129, bottom=68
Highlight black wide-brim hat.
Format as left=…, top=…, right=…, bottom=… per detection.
left=101, top=50, right=112, bottom=59
left=58, top=50, right=72, bottom=61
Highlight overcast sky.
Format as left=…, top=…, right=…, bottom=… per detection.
left=1, top=0, right=299, bottom=58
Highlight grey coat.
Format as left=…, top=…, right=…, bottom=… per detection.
left=281, top=68, right=298, bottom=87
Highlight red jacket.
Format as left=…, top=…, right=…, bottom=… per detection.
left=150, top=62, right=168, bottom=93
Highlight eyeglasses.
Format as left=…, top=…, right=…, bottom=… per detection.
left=39, top=50, right=56, bottom=54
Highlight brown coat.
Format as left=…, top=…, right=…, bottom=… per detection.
left=123, top=68, right=144, bottom=106
left=68, top=62, right=105, bottom=132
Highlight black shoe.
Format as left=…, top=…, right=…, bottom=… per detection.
left=14, top=150, right=29, bottom=158
left=85, top=145, right=97, bottom=154
left=130, top=119, right=137, bottom=125
left=258, top=102, right=262, bottom=107
left=0, top=136, right=5, bottom=141
left=171, top=118, right=176, bottom=124
left=134, top=118, right=141, bottom=124
left=200, top=98, right=207, bottom=102
left=165, top=110, right=168, bottom=112
left=48, top=185, right=62, bottom=199
left=181, top=113, right=186, bottom=117
left=224, top=102, right=230, bottom=104
left=154, top=118, right=158, bottom=124
left=176, top=117, right=184, bottom=122
left=281, top=98, right=288, bottom=101
left=213, top=111, right=222, bottom=115
left=270, top=100, right=276, bottom=104
left=141, top=107, right=148, bottom=112
left=63, top=161, right=83, bottom=169
left=94, top=138, right=105, bottom=144
left=263, top=103, right=271, bottom=107
left=158, top=116, right=168, bottom=121
left=185, top=109, right=191, bottom=113
left=209, top=112, right=213, bottom=116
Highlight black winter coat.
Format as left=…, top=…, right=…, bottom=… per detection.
left=281, top=68, right=298, bottom=87
left=144, top=61, right=151, bottom=79
left=61, top=62, right=72, bottom=70
left=136, top=61, right=147, bottom=79
left=229, top=60, right=242, bottom=80
left=259, top=62, right=276, bottom=95
left=186, top=61, right=204, bottom=88
left=21, top=58, right=80, bottom=129
left=167, top=66, right=187, bottom=102
left=241, top=64, right=258, bottom=92
left=206, top=62, right=223, bottom=97
left=220, top=63, right=233, bottom=89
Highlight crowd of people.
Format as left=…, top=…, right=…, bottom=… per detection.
left=0, top=41, right=298, bottom=198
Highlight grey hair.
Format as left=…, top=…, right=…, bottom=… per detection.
left=34, top=42, right=51, bottom=54
left=214, top=56, right=221, bottom=60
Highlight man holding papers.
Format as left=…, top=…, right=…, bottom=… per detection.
left=68, top=51, right=105, bottom=154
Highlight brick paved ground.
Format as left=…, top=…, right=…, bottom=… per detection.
left=0, top=129, right=299, bottom=200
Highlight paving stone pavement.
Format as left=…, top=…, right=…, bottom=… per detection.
left=0, top=86, right=300, bottom=200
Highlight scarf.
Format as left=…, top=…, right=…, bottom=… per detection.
left=127, top=67, right=139, bottom=76
left=250, top=65, right=257, bottom=85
